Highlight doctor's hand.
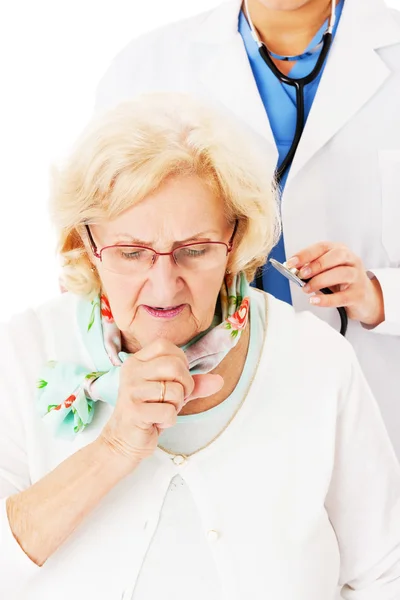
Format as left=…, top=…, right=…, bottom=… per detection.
left=286, top=242, right=385, bottom=327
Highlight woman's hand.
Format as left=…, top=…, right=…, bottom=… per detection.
left=99, top=339, right=224, bottom=465
left=286, top=242, right=385, bottom=327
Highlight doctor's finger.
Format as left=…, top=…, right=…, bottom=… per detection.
left=303, top=266, right=357, bottom=293
left=309, top=289, right=353, bottom=309
left=298, top=247, right=357, bottom=279
left=286, top=241, right=336, bottom=269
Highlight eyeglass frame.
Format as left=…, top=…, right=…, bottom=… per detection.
left=84, top=220, right=238, bottom=270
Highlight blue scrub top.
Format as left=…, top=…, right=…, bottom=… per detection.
left=239, top=1, right=344, bottom=303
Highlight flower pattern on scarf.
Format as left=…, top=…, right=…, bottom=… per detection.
left=36, top=272, right=250, bottom=437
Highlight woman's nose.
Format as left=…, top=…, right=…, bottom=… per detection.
left=146, top=253, right=184, bottom=295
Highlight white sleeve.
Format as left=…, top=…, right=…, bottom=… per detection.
left=325, top=346, right=400, bottom=598
left=365, top=268, right=400, bottom=335
left=0, top=320, right=42, bottom=595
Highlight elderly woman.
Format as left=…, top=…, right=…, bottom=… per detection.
left=0, top=94, right=399, bottom=600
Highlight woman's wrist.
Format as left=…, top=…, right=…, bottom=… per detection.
left=93, top=433, right=143, bottom=477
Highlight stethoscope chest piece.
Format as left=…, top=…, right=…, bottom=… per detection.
left=269, top=258, right=348, bottom=336
left=269, top=258, right=306, bottom=288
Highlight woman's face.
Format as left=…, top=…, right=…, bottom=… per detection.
left=89, top=175, right=233, bottom=352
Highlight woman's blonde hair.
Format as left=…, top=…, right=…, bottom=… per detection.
left=51, top=93, right=280, bottom=298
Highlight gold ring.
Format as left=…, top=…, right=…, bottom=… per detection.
left=159, top=380, right=166, bottom=403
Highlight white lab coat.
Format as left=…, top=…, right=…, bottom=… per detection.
left=94, top=0, right=400, bottom=458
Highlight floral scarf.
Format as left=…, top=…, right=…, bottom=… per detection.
left=36, top=272, right=250, bottom=438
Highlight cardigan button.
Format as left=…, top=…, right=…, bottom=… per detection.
left=172, top=454, right=186, bottom=466
left=207, top=529, right=220, bottom=542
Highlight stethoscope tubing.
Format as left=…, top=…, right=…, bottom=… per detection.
left=258, top=31, right=333, bottom=184
left=304, top=281, right=348, bottom=337
left=252, top=23, right=347, bottom=335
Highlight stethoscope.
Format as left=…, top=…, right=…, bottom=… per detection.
left=244, top=0, right=336, bottom=183
left=245, top=0, right=347, bottom=335
left=269, top=258, right=348, bottom=336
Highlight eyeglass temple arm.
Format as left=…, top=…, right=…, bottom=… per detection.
left=85, top=224, right=99, bottom=257
left=228, top=220, right=239, bottom=249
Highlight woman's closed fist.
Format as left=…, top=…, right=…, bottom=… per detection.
left=99, top=339, right=223, bottom=466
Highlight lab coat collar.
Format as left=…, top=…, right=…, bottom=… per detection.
left=192, top=0, right=400, bottom=185
left=191, top=0, right=400, bottom=49
left=190, top=0, right=242, bottom=44
left=287, top=0, right=400, bottom=184
left=195, top=0, right=278, bottom=156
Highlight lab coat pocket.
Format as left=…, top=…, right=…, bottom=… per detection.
left=379, top=149, right=400, bottom=262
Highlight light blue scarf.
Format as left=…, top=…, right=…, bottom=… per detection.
left=36, top=273, right=250, bottom=438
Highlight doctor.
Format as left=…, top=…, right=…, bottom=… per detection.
left=95, top=0, right=400, bottom=458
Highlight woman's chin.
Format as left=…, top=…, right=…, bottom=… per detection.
left=121, top=306, right=204, bottom=351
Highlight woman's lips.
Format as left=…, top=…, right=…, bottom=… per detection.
left=142, top=304, right=186, bottom=319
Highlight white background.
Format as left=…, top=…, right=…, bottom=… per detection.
left=1, top=0, right=399, bottom=316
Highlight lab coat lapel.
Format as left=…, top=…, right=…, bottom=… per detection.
left=286, top=0, right=400, bottom=186
left=195, top=0, right=278, bottom=162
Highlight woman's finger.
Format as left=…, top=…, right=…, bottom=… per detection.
left=286, top=241, right=335, bottom=269
left=298, top=247, right=356, bottom=279
left=303, top=266, right=357, bottom=294
left=134, top=401, right=178, bottom=431
left=308, top=289, right=353, bottom=309
left=138, top=355, right=194, bottom=399
left=133, top=338, right=189, bottom=366
left=185, top=374, right=224, bottom=403
left=139, top=380, right=184, bottom=411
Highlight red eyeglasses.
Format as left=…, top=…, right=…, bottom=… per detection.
left=85, top=221, right=238, bottom=275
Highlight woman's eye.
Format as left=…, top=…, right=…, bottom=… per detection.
left=120, top=249, right=144, bottom=260
left=183, top=246, right=208, bottom=257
